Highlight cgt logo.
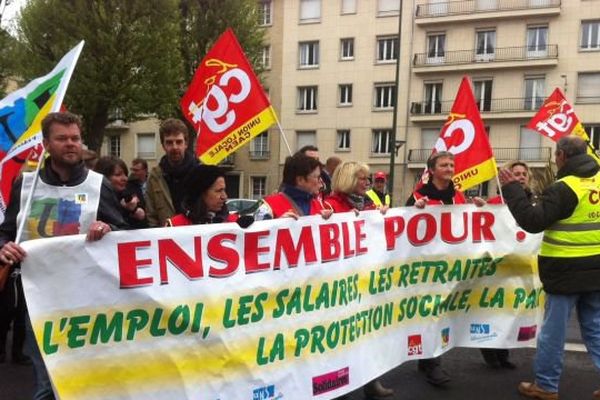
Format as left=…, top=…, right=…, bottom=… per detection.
left=470, top=323, right=498, bottom=343
left=518, top=325, right=537, bottom=341
left=407, top=334, right=423, bottom=356
left=312, top=367, right=350, bottom=396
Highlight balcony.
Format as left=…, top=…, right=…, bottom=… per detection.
left=413, top=45, right=558, bottom=73
left=219, top=154, right=235, bottom=167
left=415, top=0, right=561, bottom=25
left=408, top=147, right=552, bottom=166
left=249, top=150, right=271, bottom=160
left=410, top=97, right=544, bottom=122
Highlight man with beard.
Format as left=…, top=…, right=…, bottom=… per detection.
left=145, top=118, right=198, bottom=227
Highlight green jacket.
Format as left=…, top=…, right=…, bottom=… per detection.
left=145, top=164, right=175, bottom=227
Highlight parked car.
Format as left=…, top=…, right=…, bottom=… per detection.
left=226, top=198, right=259, bottom=215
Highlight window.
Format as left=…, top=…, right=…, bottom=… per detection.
left=261, top=45, right=271, bottom=69
left=577, top=73, right=600, bottom=103
left=519, top=127, right=542, bottom=160
left=339, top=84, right=353, bottom=106
left=374, top=83, right=396, bottom=109
left=109, top=135, right=121, bottom=157
left=424, top=82, right=442, bottom=114
left=136, top=133, right=156, bottom=159
left=378, top=0, right=400, bottom=16
left=300, top=0, right=321, bottom=22
left=341, top=0, right=357, bottom=14
left=340, top=38, right=355, bottom=60
left=299, top=41, right=319, bottom=68
left=473, top=79, right=493, bottom=111
left=250, top=131, right=269, bottom=158
left=527, top=26, right=548, bottom=57
left=251, top=176, right=267, bottom=200
left=296, top=130, right=316, bottom=150
left=372, top=129, right=393, bottom=155
left=476, top=30, right=496, bottom=61
left=257, top=1, right=272, bottom=26
left=581, top=21, right=600, bottom=50
left=297, top=86, right=318, bottom=111
left=337, top=130, right=351, bottom=151
left=421, top=128, right=439, bottom=150
left=584, top=125, right=600, bottom=150
left=427, top=33, right=445, bottom=63
left=524, top=76, right=545, bottom=110
left=377, top=36, right=398, bottom=62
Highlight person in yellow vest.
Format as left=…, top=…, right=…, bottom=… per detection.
left=366, top=171, right=391, bottom=207
left=499, top=136, right=600, bottom=400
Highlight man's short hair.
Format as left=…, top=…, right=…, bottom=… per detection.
left=282, top=153, right=321, bottom=186
left=159, top=118, right=189, bottom=144
left=298, top=145, right=319, bottom=155
left=41, top=112, right=82, bottom=139
left=427, top=151, right=454, bottom=170
left=556, top=136, right=587, bottom=158
left=131, top=158, right=148, bottom=170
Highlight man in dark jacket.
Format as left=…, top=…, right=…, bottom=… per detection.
left=0, top=112, right=127, bottom=400
left=499, top=136, right=600, bottom=400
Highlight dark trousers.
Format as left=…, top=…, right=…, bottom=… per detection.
left=0, top=271, right=27, bottom=360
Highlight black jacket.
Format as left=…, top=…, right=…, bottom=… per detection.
left=0, top=159, right=128, bottom=248
left=502, top=153, right=600, bottom=294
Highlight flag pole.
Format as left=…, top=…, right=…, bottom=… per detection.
left=494, top=171, right=505, bottom=204
left=15, top=147, right=47, bottom=244
left=274, top=114, right=292, bottom=156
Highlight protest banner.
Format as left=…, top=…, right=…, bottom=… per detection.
left=0, top=41, right=84, bottom=223
left=181, top=28, right=277, bottom=165
left=22, top=206, right=543, bottom=399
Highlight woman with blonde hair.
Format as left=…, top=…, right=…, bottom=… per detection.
left=326, top=161, right=393, bottom=398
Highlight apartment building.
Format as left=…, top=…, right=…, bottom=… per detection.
left=105, top=0, right=600, bottom=202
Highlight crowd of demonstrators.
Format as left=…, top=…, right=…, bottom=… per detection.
left=0, top=112, right=127, bottom=400
left=128, top=157, right=148, bottom=199
left=145, top=118, right=198, bottom=227
left=322, top=156, right=341, bottom=196
left=366, top=171, right=391, bottom=207
left=297, top=145, right=334, bottom=197
left=500, top=136, right=600, bottom=400
left=94, top=156, right=148, bottom=229
left=488, top=160, right=538, bottom=206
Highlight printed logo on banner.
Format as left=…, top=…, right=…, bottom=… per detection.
left=312, top=367, right=349, bottom=396
left=408, top=334, right=423, bottom=356
left=517, top=325, right=537, bottom=341
left=470, top=323, right=498, bottom=343
left=441, top=327, right=450, bottom=348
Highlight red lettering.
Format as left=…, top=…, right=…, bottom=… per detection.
left=342, top=222, right=355, bottom=258
left=118, top=241, right=153, bottom=288
left=274, top=226, right=317, bottom=268
left=472, top=212, right=495, bottom=242
left=245, top=231, right=271, bottom=273
left=354, top=220, right=368, bottom=255
left=158, top=237, right=203, bottom=284
left=407, top=213, right=436, bottom=246
left=590, top=190, right=600, bottom=205
left=440, top=212, right=468, bottom=244
left=384, top=216, right=405, bottom=250
left=208, top=233, right=239, bottom=277
left=319, top=223, right=341, bottom=262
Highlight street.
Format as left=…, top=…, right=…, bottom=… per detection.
left=0, top=315, right=597, bottom=400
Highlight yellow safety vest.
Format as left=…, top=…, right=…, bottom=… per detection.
left=541, top=170, right=600, bottom=258
left=366, top=189, right=390, bottom=207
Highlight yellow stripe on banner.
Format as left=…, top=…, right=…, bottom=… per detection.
left=13, top=93, right=57, bottom=148
left=200, top=107, right=277, bottom=165
left=453, top=158, right=497, bottom=191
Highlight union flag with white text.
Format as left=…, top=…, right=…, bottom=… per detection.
left=527, top=88, right=599, bottom=161
left=181, top=28, right=277, bottom=165
left=431, top=77, right=497, bottom=191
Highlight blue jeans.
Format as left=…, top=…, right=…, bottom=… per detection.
left=534, top=291, right=600, bottom=392
left=25, top=317, right=55, bottom=400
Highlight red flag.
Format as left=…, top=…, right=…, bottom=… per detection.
left=428, top=77, right=497, bottom=191
left=181, top=28, right=277, bottom=165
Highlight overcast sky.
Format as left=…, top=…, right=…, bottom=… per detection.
left=1, top=0, right=25, bottom=32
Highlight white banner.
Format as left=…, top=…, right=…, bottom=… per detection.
left=21, top=205, right=543, bottom=399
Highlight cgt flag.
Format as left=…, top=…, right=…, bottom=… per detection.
left=431, top=76, right=497, bottom=191
left=527, top=88, right=599, bottom=161
left=0, top=41, right=84, bottom=224
left=181, top=28, right=277, bottom=165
